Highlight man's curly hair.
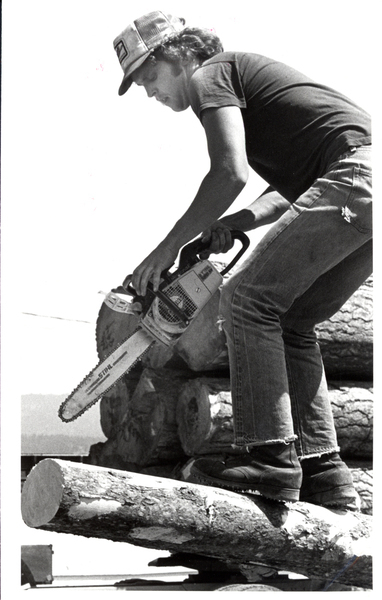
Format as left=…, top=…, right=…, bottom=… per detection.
left=151, top=27, right=224, bottom=65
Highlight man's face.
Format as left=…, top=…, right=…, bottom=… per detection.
left=131, top=59, right=190, bottom=112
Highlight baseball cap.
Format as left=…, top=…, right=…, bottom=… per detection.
left=113, top=11, right=186, bottom=96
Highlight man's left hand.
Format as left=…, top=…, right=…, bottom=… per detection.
left=199, top=221, right=234, bottom=258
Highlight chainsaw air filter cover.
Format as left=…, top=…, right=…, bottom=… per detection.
left=142, top=260, right=223, bottom=343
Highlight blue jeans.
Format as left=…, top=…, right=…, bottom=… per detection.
left=220, top=145, right=372, bottom=459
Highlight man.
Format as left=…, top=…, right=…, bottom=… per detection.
left=113, top=11, right=372, bottom=507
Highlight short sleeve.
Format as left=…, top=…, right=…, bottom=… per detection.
left=189, top=60, right=247, bottom=120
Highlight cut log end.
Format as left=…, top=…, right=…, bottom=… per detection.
left=21, top=459, right=64, bottom=527
left=177, top=380, right=212, bottom=452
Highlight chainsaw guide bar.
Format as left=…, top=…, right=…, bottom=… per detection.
left=58, top=231, right=249, bottom=422
left=58, top=328, right=155, bottom=422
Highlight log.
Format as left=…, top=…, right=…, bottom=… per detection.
left=328, top=382, right=373, bottom=458
left=87, top=438, right=183, bottom=478
left=96, top=277, right=373, bottom=379
left=173, top=277, right=373, bottom=377
left=173, top=290, right=228, bottom=371
left=99, top=377, right=140, bottom=440
left=347, top=461, right=373, bottom=516
left=315, top=276, right=373, bottom=380
left=106, top=368, right=189, bottom=468
left=177, top=378, right=236, bottom=456
left=177, top=378, right=373, bottom=460
left=87, top=437, right=138, bottom=472
left=21, top=459, right=372, bottom=589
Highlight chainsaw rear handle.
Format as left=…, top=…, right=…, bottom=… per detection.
left=178, top=229, right=250, bottom=275
left=122, top=229, right=250, bottom=297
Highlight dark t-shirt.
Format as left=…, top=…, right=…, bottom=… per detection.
left=189, top=52, right=371, bottom=202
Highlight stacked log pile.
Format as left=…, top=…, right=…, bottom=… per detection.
left=21, top=273, right=373, bottom=588
left=88, top=275, right=373, bottom=514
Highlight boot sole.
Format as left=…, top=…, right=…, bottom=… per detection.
left=300, top=485, right=359, bottom=511
left=191, top=467, right=300, bottom=502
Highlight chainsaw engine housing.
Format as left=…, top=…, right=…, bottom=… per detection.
left=141, top=260, right=223, bottom=346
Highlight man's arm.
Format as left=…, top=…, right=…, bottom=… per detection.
left=199, top=186, right=291, bottom=256
left=163, top=106, right=249, bottom=245
left=219, top=186, right=291, bottom=232
left=131, top=106, right=249, bottom=295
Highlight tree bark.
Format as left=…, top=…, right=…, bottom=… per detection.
left=177, top=378, right=373, bottom=460
left=347, top=461, right=373, bottom=516
left=21, top=459, right=372, bottom=589
left=328, top=382, right=373, bottom=458
left=315, top=276, right=373, bottom=380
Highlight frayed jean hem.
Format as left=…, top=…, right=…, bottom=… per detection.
left=232, top=435, right=298, bottom=450
left=298, top=445, right=341, bottom=461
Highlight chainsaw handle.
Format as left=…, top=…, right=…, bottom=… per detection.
left=121, top=230, right=249, bottom=298
left=178, top=229, right=250, bottom=275
left=121, top=270, right=172, bottom=299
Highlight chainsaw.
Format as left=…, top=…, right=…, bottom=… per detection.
left=59, top=231, right=249, bottom=422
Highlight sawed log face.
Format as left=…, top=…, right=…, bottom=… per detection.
left=21, top=459, right=372, bottom=589
left=177, top=377, right=373, bottom=460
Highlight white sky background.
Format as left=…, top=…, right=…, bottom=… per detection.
left=1, top=0, right=381, bottom=595
left=2, top=0, right=378, bottom=395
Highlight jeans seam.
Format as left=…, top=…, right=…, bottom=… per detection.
left=285, top=352, right=302, bottom=453
left=342, top=166, right=372, bottom=234
left=232, top=314, right=244, bottom=441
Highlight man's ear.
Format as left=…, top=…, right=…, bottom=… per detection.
left=170, top=61, right=184, bottom=77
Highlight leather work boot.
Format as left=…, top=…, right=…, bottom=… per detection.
left=299, top=452, right=359, bottom=510
left=190, top=443, right=302, bottom=502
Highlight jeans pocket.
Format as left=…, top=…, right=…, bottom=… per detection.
left=341, top=167, right=372, bottom=233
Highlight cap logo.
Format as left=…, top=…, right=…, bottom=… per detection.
left=115, top=39, right=129, bottom=65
